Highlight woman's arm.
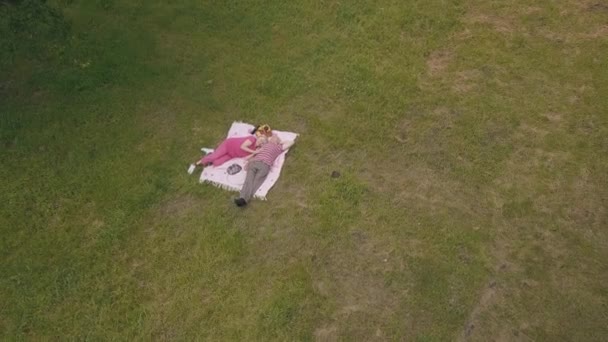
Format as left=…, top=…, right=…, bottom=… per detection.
left=240, top=140, right=257, bottom=154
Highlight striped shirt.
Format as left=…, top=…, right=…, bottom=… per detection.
left=253, top=142, right=284, bottom=166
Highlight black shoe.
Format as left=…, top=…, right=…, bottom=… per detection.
left=234, top=198, right=247, bottom=207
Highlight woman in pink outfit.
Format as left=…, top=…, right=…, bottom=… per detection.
left=195, top=127, right=268, bottom=167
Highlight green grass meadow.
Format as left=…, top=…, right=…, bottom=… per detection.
left=1, top=0, right=607, bottom=340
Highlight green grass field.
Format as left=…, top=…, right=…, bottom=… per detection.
left=1, top=0, right=607, bottom=340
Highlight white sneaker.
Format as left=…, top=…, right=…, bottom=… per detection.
left=201, top=148, right=214, bottom=155
left=187, top=164, right=196, bottom=174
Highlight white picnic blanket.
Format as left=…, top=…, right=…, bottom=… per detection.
left=199, top=122, right=298, bottom=200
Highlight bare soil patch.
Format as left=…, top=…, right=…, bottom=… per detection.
left=427, top=49, right=453, bottom=76
left=452, top=69, right=482, bottom=93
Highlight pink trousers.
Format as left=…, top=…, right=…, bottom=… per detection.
left=198, top=140, right=235, bottom=166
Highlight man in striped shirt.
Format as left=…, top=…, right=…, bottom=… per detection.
left=234, top=135, right=295, bottom=207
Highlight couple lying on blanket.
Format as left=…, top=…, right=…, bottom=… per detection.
left=193, top=124, right=295, bottom=207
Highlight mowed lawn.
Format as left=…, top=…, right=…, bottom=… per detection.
left=1, top=0, right=607, bottom=340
